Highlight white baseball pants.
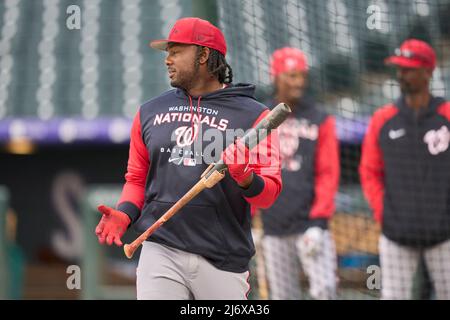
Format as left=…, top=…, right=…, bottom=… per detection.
left=379, top=234, right=450, bottom=300
left=262, top=230, right=337, bottom=300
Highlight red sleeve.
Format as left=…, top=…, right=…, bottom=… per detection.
left=310, top=116, right=340, bottom=219
left=242, top=109, right=282, bottom=212
left=437, top=102, right=450, bottom=121
left=359, top=105, right=397, bottom=223
left=117, top=110, right=150, bottom=223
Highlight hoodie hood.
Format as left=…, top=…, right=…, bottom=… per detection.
left=172, top=83, right=259, bottom=142
left=174, top=83, right=257, bottom=101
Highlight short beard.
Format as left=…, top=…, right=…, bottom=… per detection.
left=170, top=56, right=201, bottom=91
left=400, top=82, right=418, bottom=95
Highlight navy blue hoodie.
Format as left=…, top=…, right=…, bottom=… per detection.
left=117, top=83, right=282, bottom=272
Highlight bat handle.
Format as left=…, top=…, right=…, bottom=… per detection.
left=123, top=243, right=136, bottom=259
left=123, top=229, right=153, bottom=259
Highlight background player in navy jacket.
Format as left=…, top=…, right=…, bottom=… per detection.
left=360, top=39, right=450, bottom=299
left=260, top=47, right=340, bottom=300
left=94, top=17, right=282, bottom=300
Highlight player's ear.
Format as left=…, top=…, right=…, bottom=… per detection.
left=198, top=46, right=210, bottom=65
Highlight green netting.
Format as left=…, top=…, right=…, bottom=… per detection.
left=217, top=0, right=450, bottom=300
left=1, top=0, right=449, bottom=300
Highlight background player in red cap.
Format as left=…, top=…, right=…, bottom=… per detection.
left=94, top=17, right=282, bottom=299
left=360, top=39, right=450, bottom=299
left=259, top=47, right=340, bottom=299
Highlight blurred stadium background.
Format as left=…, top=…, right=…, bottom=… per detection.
left=0, top=0, right=449, bottom=299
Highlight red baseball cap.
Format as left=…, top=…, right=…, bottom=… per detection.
left=150, top=17, right=227, bottom=56
left=270, top=47, right=308, bottom=79
left=385, top=39, right=436, bottom=70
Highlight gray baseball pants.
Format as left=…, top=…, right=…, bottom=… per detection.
left=136, top=241, right=250, bottom=300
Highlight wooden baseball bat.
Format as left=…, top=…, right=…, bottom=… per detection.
left=123, top=103, right=291, bottom=258
left=123, top=167, right=225, bottom=258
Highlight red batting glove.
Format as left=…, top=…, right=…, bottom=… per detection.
left=222, top=138, right=254, bottom=185
left=95, top=205, right=131, bottom=246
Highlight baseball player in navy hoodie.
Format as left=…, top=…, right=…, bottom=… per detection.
left=260, top=48, right=340, bottom=300
left=94, top=17, right=282, bottom=300
left=360, top=39, right=450, bottom=299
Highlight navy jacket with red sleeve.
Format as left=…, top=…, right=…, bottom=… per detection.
left=360, top=96, right=450, bottom=247
left=116, top=83, right=281, bottom=272
left=261, top=98, right=340, bottom=235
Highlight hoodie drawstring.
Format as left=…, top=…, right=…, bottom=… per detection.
left=188, top=95, right=202, bottom=141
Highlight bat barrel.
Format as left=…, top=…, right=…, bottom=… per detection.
left=244, top=102, right=291, bottom=149
left=205, top=103, right=291, bottom=178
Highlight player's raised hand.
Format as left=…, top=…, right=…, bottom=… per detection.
left=222, top=138, right=254, bottom=187
left=96, top=205, right=131, bottom=247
